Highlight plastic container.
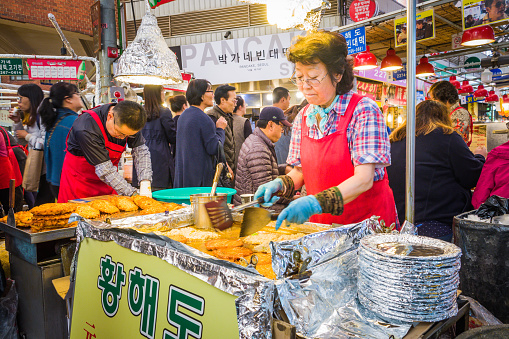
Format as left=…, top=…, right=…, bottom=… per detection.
left=453, top=211, right=509, bottom=323
left=153, top=187, right=237, bottom=204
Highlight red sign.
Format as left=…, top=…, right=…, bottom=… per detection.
left=349, top=0, right=377, bottom=22
left=357, top=80, right=380, bottom=101
left=27, top=59, right=86, bottom=81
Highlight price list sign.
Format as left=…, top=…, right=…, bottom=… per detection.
left=0, top=58, right=23, bottom=76
left=340, top=26, right=367, bottom=55
left=27, top=58, right=86, bottom=81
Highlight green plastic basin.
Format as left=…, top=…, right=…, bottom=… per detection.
left=153, top=187, right=237, bottom=204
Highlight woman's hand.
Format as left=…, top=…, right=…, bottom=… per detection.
left=216, top=116, right=227, bottom=129
left=474, top=146, right=487, bottom=158
left=254, top=179, right=283, bottom=206
left=16, top=130, right=28, bottom=139
left=8, top=108, right=21, bottom=123
left=275, top=196, right=322, bottom=229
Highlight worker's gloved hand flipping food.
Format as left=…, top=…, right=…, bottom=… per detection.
left=275, top=195, right=322, bottom=229
left=254, top=179, right=283, bottom=207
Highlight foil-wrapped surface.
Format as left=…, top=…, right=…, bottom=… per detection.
left=358, top=234, right=462, bottom=323
left=271, top=217, right=412, bottom=338
left=75, top=218, right=274, bottom=339
left=114, top=8, right=182, bottom=85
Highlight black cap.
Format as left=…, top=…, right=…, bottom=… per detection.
left=259, top=106, right=292, bottom=127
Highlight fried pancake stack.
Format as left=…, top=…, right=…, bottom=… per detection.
left=29, top=203, right=77, bottom=233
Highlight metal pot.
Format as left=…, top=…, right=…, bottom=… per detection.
left=190, top=193, right=227, bottom=229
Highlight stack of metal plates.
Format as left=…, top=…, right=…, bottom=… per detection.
left=358, top=234, right=462, bottom=322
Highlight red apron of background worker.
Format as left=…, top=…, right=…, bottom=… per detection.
left=58, top=100, right=153, bottom=202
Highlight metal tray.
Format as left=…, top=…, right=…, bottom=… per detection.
left=0, top=221, right=76, bottom=243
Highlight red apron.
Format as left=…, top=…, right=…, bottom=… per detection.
left=0, top=157, right=15, bottom=190
left=0, top=127, right=22, bottom=188
left=58, top=111, right=126, bottom=202
left=300, top=93, right=397, bottom=226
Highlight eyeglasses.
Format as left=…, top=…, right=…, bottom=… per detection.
left=112, top=114, right=136, bottom=139
left=16, top=97, right=22, bottom=102
left=290, top=72, right=329, bottom=87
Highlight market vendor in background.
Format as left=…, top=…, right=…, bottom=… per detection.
left=58, top=100, right=153, bottom=202
left=428, top=81, right=472, bottom=146
left=255, top=31, right=397, bottom=228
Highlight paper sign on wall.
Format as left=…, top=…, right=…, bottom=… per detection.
left=27, top=59, right=86, bottom=81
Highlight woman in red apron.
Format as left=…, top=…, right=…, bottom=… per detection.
left=255, top=31, right=397, bottom=228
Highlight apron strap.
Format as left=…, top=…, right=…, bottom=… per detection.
left=337, top=93, right=364, bottom=131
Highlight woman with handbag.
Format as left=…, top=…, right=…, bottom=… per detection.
left=39, top=82, right=82, bottom=199
left=174, top=79, right=228, bottom=188
left=8, top=83, right=53, bottom=207
left=132, top=85, right=176, bottom=190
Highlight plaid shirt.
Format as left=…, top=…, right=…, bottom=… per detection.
left=287, top=91, right=390, bottom=181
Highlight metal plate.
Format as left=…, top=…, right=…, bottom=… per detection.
left=0, top=221, right=76, bottom=244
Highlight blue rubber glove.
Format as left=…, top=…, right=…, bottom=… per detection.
left=254, top=178, right=283, bottom=207
left=276, top=196, right=322, bottom=230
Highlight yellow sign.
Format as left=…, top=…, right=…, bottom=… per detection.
left=462, top=0, right=509, bottom=30
left=394, top=9, right=435, bottom=47
left=469, top=124, right=487, bottom=152
left=71, top=238, right=240, bottom=339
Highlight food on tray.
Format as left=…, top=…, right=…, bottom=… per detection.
left=74, top=204, right=101, bottom=219
left=132, top=195, right=162, bottom=210
left=30, top=219, right=73, bottom=233
left=246, top=253, right=272, bottom=265
left=213, top=246, right=253, bottom=259
left=0, top=211, right=33, bottom=224
left=166, top=234, right=188, bottom=243
left=32, top=212, right=73, bottom=221
left=256, top=264, right=276, bottom=280
left=205, top=239, right=243, bottom=250
left=109, top=196, right=139, bottom=212
left=88, top=200, right=120, bottom=214
left=243, top=231, right=306, bottom=253
left=162, top=202, right=186, bottom=212
left=139, top=205, right=167, bottom=215
left=30, top=203, right=77, bottom=216
left=166, top=227, right=220, bottom=242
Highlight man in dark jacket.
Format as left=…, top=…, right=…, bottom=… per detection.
left=233, top=107, right=291, bottom=207
left=208, top=85, right=237, bottom=177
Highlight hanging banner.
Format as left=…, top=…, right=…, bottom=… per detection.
left=0, top=58, right=23, bottom=76
left=180, top=30, right=305, bottom=84
left=462, top=0, right=509, bottom=30
left=348, top=0, right=378, bottom=22
left=339, top=26, right=367, bottom=55
left=356, top=80, right=381, bottom=101
left=27, top=59, right=86, bottom=81
left=70, top=237, right=240, bottom=339
left=149, top=0, right=176, bottom=9
left=394, top=9, right=435, bottom=48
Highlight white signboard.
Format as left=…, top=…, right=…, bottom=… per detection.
left=180, top=31, right=305, bottom=84
left=0, top=100, right=13, bottom=127
left=451, top=32, right=463, bottom=50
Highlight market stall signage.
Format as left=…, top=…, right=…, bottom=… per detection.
left=394, top=9, right=435, bottom=48
left=464, top=56, right=481, bottom=69
left=469, top=124, right=487, bottom=152
left=70, top=238, right=240, bottom=339
left=339, top=26, right=367, bottom=55
left=348, top=0, right=378, bottom=22
left=0, top=100, right=13, bottom=126
left=451, top=32, right=464, bottom=49
left=462, top=0, right=509, bottom=30
left=149, top=0, right=175, bottom=9
left=181, top=30, right=305, bottom=84
left=27, top=59, right=86, bottom=81
left=0, top=58, right=23, bottom=75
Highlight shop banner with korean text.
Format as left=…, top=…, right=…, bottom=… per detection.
left=462, top=0, right=509, bottom=30
left=394, top=9, right=435, bottom=47
left=70, top=237, right=239, bottom=339
left=180, top=31, right=305, bottom=84
left=27, top=59, right=86, bottom=81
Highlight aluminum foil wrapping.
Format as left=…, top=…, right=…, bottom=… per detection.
left=114, top=8, right=182, bottom=85
left=75, top=218, right=275, bottom=339
left=271, top=217, right=412, bottom=339
left=358, top=234, right=462, bottom=323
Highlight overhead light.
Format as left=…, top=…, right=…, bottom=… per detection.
left=114, top=3, right=182, bottom=85
left=481, top=69, right=493, bottom=83
left=416, top=56, right=435, bottom=77
left=474, top=85, right=488, bottom=100
left=397, top=115, right=403, bottom=124
left=380, top=48, right=403, bottom=72
left=354, top=46, right=378, bottom=71
left=266, top=93, right=273, bottom=101
left=458, top=80, right=473, bottom=96
left=461, top=25, right=495, bottom=47
left=485, top=90, right=499, bottom=103
left=449, top=75, right=461, bottom=89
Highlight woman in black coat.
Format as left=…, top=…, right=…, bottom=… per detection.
left=387, top=100, right=486, bottom=241
left=133, top=85, right=176, bottom=190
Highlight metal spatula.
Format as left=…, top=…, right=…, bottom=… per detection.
left=240, top=207, right=279, bottom=237
left=205, top=197, right=265, bottom=230
left=7, top=179, right=16, bottom=227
